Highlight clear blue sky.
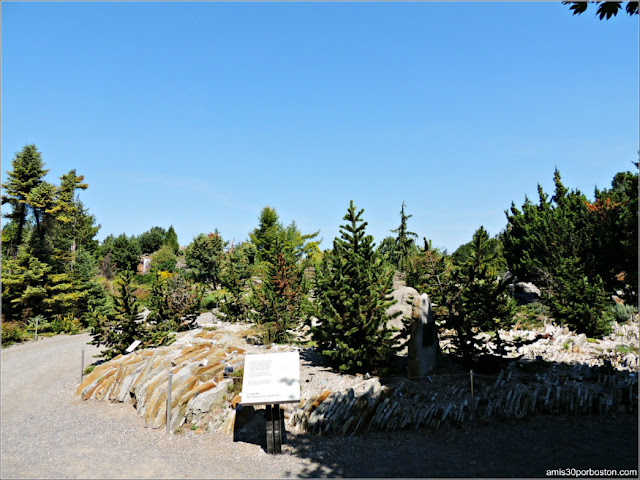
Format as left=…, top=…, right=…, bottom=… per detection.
left=2, top=1, right=638, bottom=253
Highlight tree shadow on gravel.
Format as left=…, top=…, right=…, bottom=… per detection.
left=277, top=346, right=638, bottom=478
left=277, top=413, right=638, bottom=478
left=235, top=343, right=638, bottom=477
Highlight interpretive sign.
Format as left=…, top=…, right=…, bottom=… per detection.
left=125, top=340, right=141, bottom=353
left=241, top=351, right=300, bottom=406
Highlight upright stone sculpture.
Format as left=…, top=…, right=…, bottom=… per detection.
left=408, top=293, right=438, bottom=377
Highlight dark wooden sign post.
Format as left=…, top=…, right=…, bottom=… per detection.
left=265, top=404, right=282, bottom=454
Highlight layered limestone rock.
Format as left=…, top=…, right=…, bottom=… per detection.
left=505, top=321, right=639, bottom=372
left=76, top=329, right=246, bottom=432
left=289, top=366, right=639, bottom=436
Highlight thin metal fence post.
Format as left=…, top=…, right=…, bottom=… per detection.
left=470, top=369, right=476, bottom=426
left=166, top=370, right=173, bottom=434
left=35, top=317, right=39, bottom=340
left=81, top=348, right=85, bottom=384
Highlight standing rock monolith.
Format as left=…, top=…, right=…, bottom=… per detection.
left=408, top=293, right=438, bottom=377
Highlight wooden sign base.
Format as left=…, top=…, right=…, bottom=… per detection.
left=265, top=404, right=282, bottom=454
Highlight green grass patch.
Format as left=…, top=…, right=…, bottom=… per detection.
left=135, top=273, right=158, bottom=285
left=616, top=344, right=636, bottom=355
left=226, top=368, right=244, bottom=397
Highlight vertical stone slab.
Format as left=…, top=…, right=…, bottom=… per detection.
left=408, top=293, right=438, bottom=377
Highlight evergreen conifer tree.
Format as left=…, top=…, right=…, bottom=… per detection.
left=391, top=201, right=418, bottom=273
left=138, top=226, right=167, bottom=254
left=1, top=145, right=49, bottom=257
left=1, top=146, right=101, bottom=331
left=165, top=225, right=180, bottom=254
left=312, top=201, right=401, bottom=373
left=185, top=230, right=227, bottom=289
left=106, top=234, right=142, bottom=274
left=219, top=247, right=251, bottom=322
left=502, top=169, right=635, bottom=336
left=414, top=228, right=516, bottom=367
left=50, top=170, right=97, bottom=267
left=71, top=248, right=109, bottom=326
left=1, top=245, right=51, bottom=322
left=249, top=206, right=282, bottom=266
left=250, top=251, right=309, bottom=343
left=89, top=271, right=150, bottom=359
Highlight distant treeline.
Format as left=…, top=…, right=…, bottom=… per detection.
left=2, top=144, right=637, bottom=372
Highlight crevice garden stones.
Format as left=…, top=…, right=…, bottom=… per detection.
left=78, top=318, right=638, bottom=439
left=288, top=366, right=638, bottom=437
left=77, top=330, right=246, bottom=433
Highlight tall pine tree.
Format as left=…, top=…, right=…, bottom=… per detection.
left=219, top=247, right=251, bottom=322
left=391, top=201, right=418, bottom=273
left=1, top=145, right=49, bottom=257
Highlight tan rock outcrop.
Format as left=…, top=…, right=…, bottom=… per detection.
left=77, top=329, right=247, bottom=432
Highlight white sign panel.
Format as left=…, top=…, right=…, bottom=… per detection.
left=125, top=340, right=141, bottom=353
left=241, top=351, right=301, bottom=406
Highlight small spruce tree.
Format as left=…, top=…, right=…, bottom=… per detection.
left=89, top=271, right=163, bottom=360
left=417, top=227, right=516, bottom=367
left=312, top=201, right=401, bottom=373
left=219, top=247, right=251, bottom=322
left=250, top=251, right=309, bottom=344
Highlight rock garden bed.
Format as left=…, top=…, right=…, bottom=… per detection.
left=77, top=313, right=638, bottom=443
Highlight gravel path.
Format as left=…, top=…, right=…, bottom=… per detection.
left=1, top=333, right=638, bottom=478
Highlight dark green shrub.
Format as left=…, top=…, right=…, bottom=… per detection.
left=606, top=303, right=637, bottom=324
left=202, top=293, right=219, bottom=310
left=151, top=244, right=177, bottom=273
left=51, top=314, right=82, bottom=334
left=136, top=273, right=157, bottom=285
left=545, top=265, right=612, bottom=338
left=1, top=322, right=26, bottom=345
left=503, top=168, right=639, bottom=334
left=514, top=302, right=550, bottom=329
